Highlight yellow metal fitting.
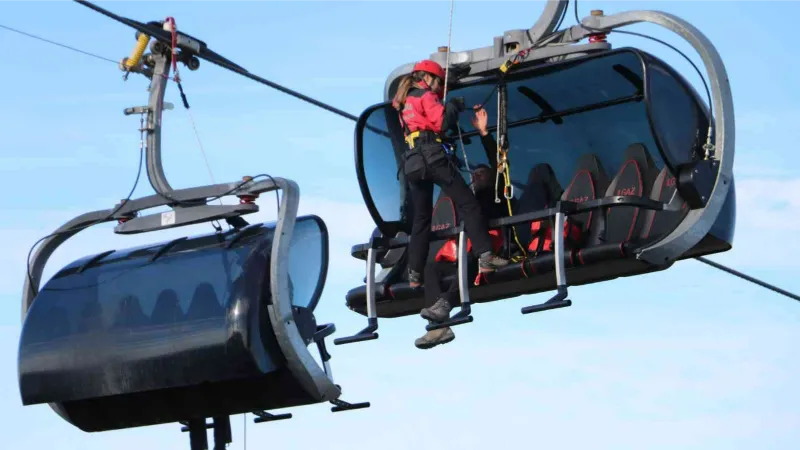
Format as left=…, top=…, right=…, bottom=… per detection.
left=124, top=33, right=151, bottom=70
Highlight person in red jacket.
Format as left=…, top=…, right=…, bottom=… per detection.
left=392, top=60, right=508, bottom=289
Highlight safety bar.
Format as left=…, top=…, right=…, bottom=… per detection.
left=350, top=192, right=683, bottom=261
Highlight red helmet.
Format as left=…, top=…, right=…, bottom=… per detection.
left=413, top=59, right=446, bottom=80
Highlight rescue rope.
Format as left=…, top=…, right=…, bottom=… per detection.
left=442, top=0, right=455, bottom=102
left=493, top=82, right=527, bottom=263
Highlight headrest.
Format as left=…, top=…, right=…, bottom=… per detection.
left=114, top=295, right=148, bottom=328
left=603, top=144, right=658, bottom=244
left=561, top=154, right=609, bottom=232
left=517, top=163, right=563, bottom=213
left=561, top=153, right=609, bottom=204
left=604, top=143, right=658, bottom=198
left=192, top=283, right=219, bottom=303
left=431, top=193, right=456, bottom=233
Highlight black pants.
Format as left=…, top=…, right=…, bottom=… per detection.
left=423, top=262, right=459, bottom=308
left=406, top=157, right=493, bottom=275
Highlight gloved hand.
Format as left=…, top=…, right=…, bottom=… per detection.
left=448, top=96, right=466, bottom=112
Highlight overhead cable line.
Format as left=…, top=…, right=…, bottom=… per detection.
left=0, top=22, right=119, bottom=65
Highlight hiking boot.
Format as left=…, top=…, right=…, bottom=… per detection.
left=478, top=251, right=509, bottom=273
left=414, top=325, right=455, bottom=350
left=420, top=297, right=452, bottom=322
left=408, top=269, right=422, bottom=288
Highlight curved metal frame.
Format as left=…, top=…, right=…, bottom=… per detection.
left=257, top=178, right=340, bottom=401
left=583, top=11, right=734, bottom=264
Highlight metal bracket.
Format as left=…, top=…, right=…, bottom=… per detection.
left=521, top=210, right=572, bottom=314
left=334, top=238, right=381, bottom=345
left=427, top=228, right=474, bottom=331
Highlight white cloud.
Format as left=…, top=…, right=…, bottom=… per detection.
left=711, top=176, right=800, bottom=269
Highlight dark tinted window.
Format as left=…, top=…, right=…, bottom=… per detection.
left=646, top=57, right=709, bottom=166
left=287, top=216, right=327, bottom=310
left=27, top=217, right=328, bottom=337
left=361, top=106, right=405, bottom=224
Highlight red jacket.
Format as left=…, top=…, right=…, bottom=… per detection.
left=397, top=82, right=460, bottom=136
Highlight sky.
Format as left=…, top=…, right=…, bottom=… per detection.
left=1, top=0, right=800, bottom=449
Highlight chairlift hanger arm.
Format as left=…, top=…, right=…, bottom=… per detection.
left=527, top=0, right=571, bottom=46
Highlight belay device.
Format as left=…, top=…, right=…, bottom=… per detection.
left=17, top=4, right=368, bottom=450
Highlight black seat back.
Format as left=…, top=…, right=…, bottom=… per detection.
left=595, top=143, right=660, bottom=245
left=186, top=283, right=224, bottom=320
left=638, top=166, right=689, bottom=243
left=151, top=289, right=183, bottom=326
left=515, top=163, right=563, bottom=247
left=113, top=295, right=148, bottom=329
left=560, top=153, right=610, bottom=247
left=425, top=192, right=457, bottom=264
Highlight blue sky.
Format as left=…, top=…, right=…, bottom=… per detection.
left=2, top=1, right=800, bottom=449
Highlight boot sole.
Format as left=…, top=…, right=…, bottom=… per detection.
left=415, top=333, right=455, bottom=350
left=420, top=309, right=451, bottom=322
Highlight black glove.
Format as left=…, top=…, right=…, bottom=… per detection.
left=448, top=96, right=466, bottom=112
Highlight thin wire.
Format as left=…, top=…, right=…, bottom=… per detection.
left=442, top=0, right=455, bottom=102
left=0, top=22, right=118, bottom=65
left=243, top=413, right=247, bottom=450
left=695, top=257, right=800, bottom=303
left=25, top=113, right=145, bottom=297
left=186, top=110, right=216, bottom=185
